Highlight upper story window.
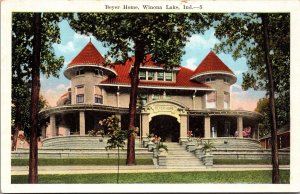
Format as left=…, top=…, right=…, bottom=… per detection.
left=206, top=91, right=216, bottom=109
left=157, top=72, right=164, bottom=81
left=139, top=71, right=146, bottom=80
left=148, top=71, right=155, bottom=80
left=165, top=72, right=173, bottom=81
left=95, top=69, right=103, bottom=76
left=224, top=77, right=230, bottom=83
left=76, top=85, right=84, bottom=103
left=76, top=69, right=85, bottom=76
left=94, top=86, right=103, bottom=104
left=139, top=70, right=174, bottom=82
left=205, top=76, right=216, bottom=82
left=224, top=92, right=230, bottom=109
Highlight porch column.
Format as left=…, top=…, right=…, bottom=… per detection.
left=79, top=111, right=85, bottom=135
left=41, top=126, right=46, bottom=139
left=180, top=114, right=188, bottom=138
left=50, top=114, right=56, bottom=137
left=141, top=113, right=149, bottom=139
left=115, top=114, right=121, bottom=128
left=204, top=116, right=211, bottom=138
left=237, top=116, right=243, bottom=138
left=116, top=91, right=120, bottom=107
left=179, top=113, right=188, bottom=145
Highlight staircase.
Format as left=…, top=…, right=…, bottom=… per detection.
left=162, top=142, right=205, bottom=169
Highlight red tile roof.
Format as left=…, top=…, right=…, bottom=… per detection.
left=192, top=51, right=234, bottom=78
left=68, top=41, right=105, bottom=67
left=101, top=58, right=210, bottom=89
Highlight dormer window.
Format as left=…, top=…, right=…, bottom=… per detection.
left=165, top=72, right=173, bottom=81
left=139, top=71, right=146, bottom=80
left=148, top=71, right=155, bottom=80
left=157, top=72, right=164, bottom=81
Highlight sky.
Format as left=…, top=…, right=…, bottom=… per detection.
left=40, top=20, right=266, bottom=111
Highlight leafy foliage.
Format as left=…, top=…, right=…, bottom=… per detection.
left=99, top=115, right=128, bottom=150
left=68, top=13, right=211, bottom=67
left=12, top=13, right=65, bottom=141
left=212, top=13, right=290, bottom=128
left=199, top=141, right=216, bottom=154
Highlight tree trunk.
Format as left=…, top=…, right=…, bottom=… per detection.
left=28, top=12, right=41, bottom=184
left=126, top=41, right=145, bottom=165
left=261, top=14, right=280, bottom=184
left=11, top=100, right=21, bottom=151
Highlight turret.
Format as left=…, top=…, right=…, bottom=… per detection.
left=191, top=51, right=237, bottom=110
left=64, top=41, right=117, bottom=104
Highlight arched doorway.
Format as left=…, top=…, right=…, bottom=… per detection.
left=149, top=115, right=180, bottom=142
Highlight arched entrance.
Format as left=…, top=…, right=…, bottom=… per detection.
left=149, top=115, right=180, bottom=142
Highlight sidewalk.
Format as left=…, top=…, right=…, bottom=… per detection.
left=11, top=165, right=290, bottom=175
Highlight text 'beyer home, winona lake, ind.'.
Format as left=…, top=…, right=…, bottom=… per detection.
left=105, top=4, right=203, bottom=10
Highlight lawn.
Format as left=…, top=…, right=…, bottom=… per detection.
left=11, top=170, right=290, bottom=184
left=11, top=158, right=153, bottom=166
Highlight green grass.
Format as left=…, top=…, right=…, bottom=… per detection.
left=214, top=159, right=290, bottom=165
left=11, top=170, right=290, bottom=184
left=11, top=158, right=153, bottom=166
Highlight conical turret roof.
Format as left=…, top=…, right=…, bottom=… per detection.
left=191, top=51, right=236, bottom=84
left=64, top=41, right=117, bottom=79
left=68, top=41, right=105, bottom=67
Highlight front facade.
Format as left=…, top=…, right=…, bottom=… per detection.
left=40, top=41, right=261, bottom=145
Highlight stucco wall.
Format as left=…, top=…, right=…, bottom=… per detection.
left=205, top=78, right=231, bottom=110
left=71, top=73, right=107, bottom=104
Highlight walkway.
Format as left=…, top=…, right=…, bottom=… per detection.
left=11, top=165, right=290, bottom=175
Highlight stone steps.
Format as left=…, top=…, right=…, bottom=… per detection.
left=163, top=143, right=203, bottom=168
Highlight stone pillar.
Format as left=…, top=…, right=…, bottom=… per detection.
left=179, top=114, right=188, bottom=139
left=116, top=91, right=120, bottom=107
left=141, top=113, right=149, bottom=139
left=192, top=94, right=196, bottom=110
left=237, top=116, right=243, bottom=138
left=115, top=114, right=122, bottom=128
left=50, top=114, right=56, bottom=137
left=79, top=111, right=85, bottom=135
left=41, top=126, right=46, bottom=139
left=204, top=116, right=211, bottom=138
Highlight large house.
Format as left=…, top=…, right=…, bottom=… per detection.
left=40, top=41, right=261, bottom=145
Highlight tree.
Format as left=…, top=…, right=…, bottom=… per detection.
left=100, top=115, right=128, bottom=183
left=212, top=13, right=290, bottom=183
left=12, top=13, right=65, bottom=183
left=69, top=13, right=212, bottom=165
